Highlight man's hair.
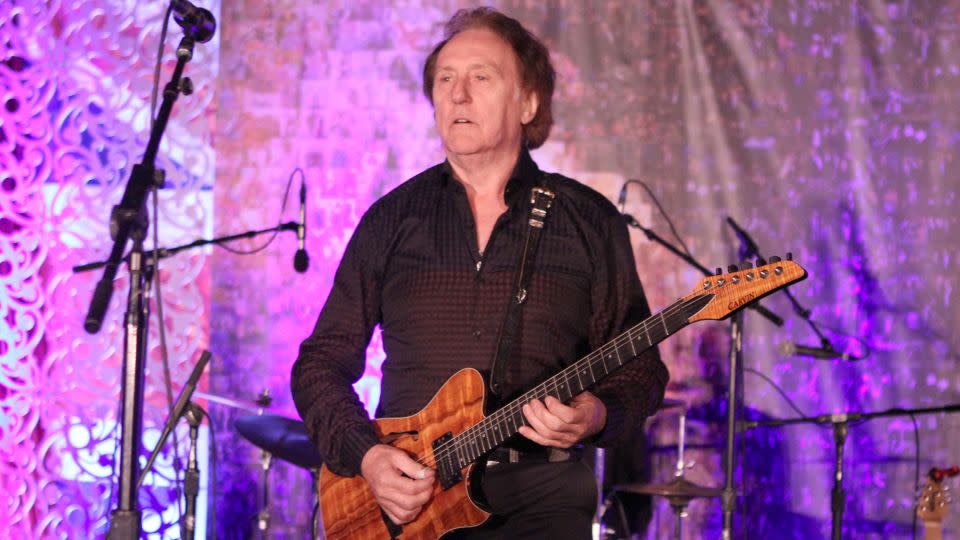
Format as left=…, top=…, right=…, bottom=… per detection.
left=422, top=7, right=556, bottom=149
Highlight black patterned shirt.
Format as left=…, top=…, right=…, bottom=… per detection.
left=292, top=149, right=668, bottom=476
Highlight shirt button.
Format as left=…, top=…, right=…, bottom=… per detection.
left=473, top=330, right=482, bottom=339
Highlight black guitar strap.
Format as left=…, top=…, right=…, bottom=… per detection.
left=488, top=175, right=556, bottom=399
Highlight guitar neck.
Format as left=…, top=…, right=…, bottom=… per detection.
left=447, top=293, right=714, bottom=467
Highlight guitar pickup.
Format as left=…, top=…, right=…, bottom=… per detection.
left=432, top=432, right=461, bottom=489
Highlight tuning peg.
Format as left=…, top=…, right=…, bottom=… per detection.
left=727, top=264, right=739, bottom=273
left=756, top=257, right=767, bottom=266
left=769, top=256, right=781, bottom=263
left=715, top=267, right=723, bottom=276
left=786, top=252, right=793, bottom=261
left=740, top=261, right=753, bottom=271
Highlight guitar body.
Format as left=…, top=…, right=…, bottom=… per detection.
left=319, top=368, right=491, bottom=539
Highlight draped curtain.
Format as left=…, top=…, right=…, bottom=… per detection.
left=3, top=1, right=959, bottom=538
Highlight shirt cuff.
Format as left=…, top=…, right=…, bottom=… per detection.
left=593, top=393, right=629, bottom=446
left=339, top=424, right=381, bottom=477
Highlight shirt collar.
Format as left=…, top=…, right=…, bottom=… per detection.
left=440, top=148, right=542, bottom=207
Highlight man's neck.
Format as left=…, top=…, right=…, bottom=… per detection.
left=448, top=148, right=521, bottom=200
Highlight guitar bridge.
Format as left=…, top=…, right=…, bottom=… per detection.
left=432, top=432, right=462, bottom=489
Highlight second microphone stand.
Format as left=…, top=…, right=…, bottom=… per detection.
left=741, top=402, right=960, bottom=540
left=622, top=214, right=784, bottom=540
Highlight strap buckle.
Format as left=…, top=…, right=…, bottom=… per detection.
left=528, top=187, right=555, bottom=229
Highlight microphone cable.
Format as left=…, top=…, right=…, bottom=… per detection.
left=215, top=166, right=305, bottom=255
left=620, top=179, right=693, bottom=257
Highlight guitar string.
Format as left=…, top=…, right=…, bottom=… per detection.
left=416, top=294, right=702, bottom=469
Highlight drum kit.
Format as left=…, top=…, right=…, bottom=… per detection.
left=595, top=398, right=722, bottom=540
left=206, top=391, right=713, bottom=540
left=197, top=390, right=325, bottom=539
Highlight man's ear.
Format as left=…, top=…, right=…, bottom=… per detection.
left=521, top=90, right=539, bottom=125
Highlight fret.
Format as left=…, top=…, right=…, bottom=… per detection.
left=461, top=438, right=471, bottom=464
left=478, top=431, right=488, bottom=456
left=546, top=377, right=558, bottom=401
left=541, top=378, right=551, bottom=397
left=556, top=376, right=571, bottom=402
left=577, top=363, right=591, bottom=390
left=629, top=333, right=636, bottom=356
left=659, top=311, right=670, bottom=336
left=585, top=357, right=595, bottom=384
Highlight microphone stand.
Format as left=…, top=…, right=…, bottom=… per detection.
left=740, top=402, right=960, bottom=540
left=135, top=350, right=211, bottom=539
left=73, top=221, right=301, bottom=274
left=183, top=402, right=205, bottom=540
left=622, top=213, right=785, bottom=540
left=88, top=36, right=198, bottom=540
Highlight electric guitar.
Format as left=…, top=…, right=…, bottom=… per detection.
left=319, top=257, right=808, bottom=539
left=917, top=466, right=957, bottom=540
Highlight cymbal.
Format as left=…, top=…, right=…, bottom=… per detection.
left=615, top=476, right=722, bottom=500
left=234, top=414, right=323, bottom=470
left=195, top=391, right=269, bottom=414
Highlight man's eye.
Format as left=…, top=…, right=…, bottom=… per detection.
left=475, top=74, right=488, bottom=81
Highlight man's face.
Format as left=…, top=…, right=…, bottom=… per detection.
left=432, top=28, right=538, bottom=161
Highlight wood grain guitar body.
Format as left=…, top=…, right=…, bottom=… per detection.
left=319, top=368, right=491, bottom=539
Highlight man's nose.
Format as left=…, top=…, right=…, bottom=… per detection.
left=451, top=78, right=470, bottom=103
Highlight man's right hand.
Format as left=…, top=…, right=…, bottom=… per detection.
left=360, top=444, right=436, bottom=525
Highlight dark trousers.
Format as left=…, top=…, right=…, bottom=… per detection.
left=446, top=460, right=598, bottom=540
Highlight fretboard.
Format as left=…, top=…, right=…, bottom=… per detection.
left=445, top=293, right=713, bottom=469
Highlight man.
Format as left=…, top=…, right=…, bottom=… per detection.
left=292, top=7, right=668, bottom=538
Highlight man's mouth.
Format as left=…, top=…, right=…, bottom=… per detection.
left=453, top=118, right=472, bottom=124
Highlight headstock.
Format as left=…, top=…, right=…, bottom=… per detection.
left=918, top=467, right=957, bottom=527
left=683, top=255, right=807, bottom=323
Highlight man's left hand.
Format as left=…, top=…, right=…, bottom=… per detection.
left=518, top=392, right=606, bottom=448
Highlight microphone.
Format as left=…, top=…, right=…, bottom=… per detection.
left=293, top=180, right=309, bottom=273
left=778, top=340, right=857, bottom=361
left=137, top=350, right=212, bottom=490
left=171, top=0, right=217, bottom=43
left=725, top=216, right=761, bottom=259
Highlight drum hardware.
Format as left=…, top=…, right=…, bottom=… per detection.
left=603, top=400, right=721, bottom=540
left=234, top=413, right=325, bottom=539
